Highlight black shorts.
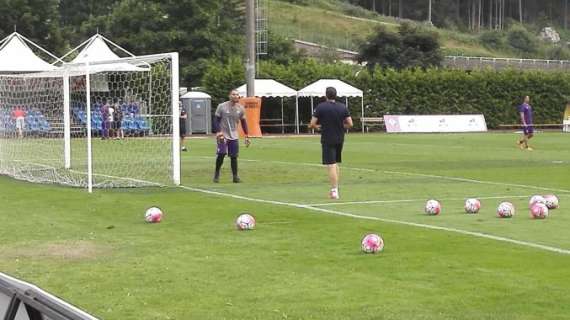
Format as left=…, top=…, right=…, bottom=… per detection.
left=322, top=143, right=343, bottom=165
left=180, top=124, right=187, bottom=137
left=113, top=121, right=121, bottom=130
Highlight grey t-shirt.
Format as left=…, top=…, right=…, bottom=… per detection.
left=215, top=101, right=246, bottom=140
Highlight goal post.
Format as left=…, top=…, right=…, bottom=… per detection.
left=0, top=52, right=180, bottom=191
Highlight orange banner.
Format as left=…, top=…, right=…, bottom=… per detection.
left=239, top=97, right=262, bottom=137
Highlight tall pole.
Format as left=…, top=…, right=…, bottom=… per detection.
left=518, top=0, right=523, bottom=24
left=428, top=0, right=432, bottom=24
left=246, top=0, right=255, bottom=97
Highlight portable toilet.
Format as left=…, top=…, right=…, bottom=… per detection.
left=180, top=91, right=212, bottom=134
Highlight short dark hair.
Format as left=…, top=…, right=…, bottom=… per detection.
left=325, top=87, right=337, bottom=100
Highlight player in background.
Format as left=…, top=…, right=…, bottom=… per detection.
left=179, top=104, right=188, bottom=151
left=309, top=87, right=353, bottom=200
left=517, top=95, right=534, bottom=151
left=212, top=89, right=251, bottom=183
left=12, top=106, right=26, bottom=138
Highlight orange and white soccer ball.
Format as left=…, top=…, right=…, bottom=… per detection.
left=361, top=233, right=384, bottom=254
left=530, top=203, right=549, bottom=219
left=497, top=202, right=515, bottom=218
left=543, top=194, right=559, bottom=209
left=464, top=198, right=481, bottom=214
left=145, top=207, right=163, bottom=223
left=236, top=213, right=256, bottom=230
left=425, top=199, right=441, bottom=215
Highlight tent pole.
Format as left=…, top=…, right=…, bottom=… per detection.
left=310, top=97, right=314, bottom=134
left=281, top=98, right=284, bottom=134
left=361, top=97, right=365, bottom=133
left=295, top=95, right=299, bottom=134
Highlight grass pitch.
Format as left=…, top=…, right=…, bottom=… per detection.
left=1, top=132, right=569, bottom=319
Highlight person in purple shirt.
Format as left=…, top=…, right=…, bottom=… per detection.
left=517, top=95, right=534, bottom=151
left=100, top=100, right=111, bottom=140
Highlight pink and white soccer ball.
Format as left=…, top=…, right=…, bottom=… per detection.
left=464, top=198, right=481, bottom=214
left=543, top=194, right=559, bottom=209
left=425, top=200, right=441, bottom=215
left=497, top=202, right=515, bottom=218
left=236, top=213, right=256, bottom=230
left=529, top=195, right=546, bottom=208
left=530, top=203, right=549, bottom=219
left=144, top=207, right=163, bottom=223
left=361, top=233, right=384, bottom=253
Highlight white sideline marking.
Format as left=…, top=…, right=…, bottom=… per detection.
left=307, top=195, right=532, bottom=207
left=179, top=185, right=570, bottom=256
left=194, top=156, right=570, bottom=194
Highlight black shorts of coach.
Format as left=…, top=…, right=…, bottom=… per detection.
left=321, top=143, right=343, bottom=165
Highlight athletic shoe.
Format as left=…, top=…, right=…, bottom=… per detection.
left=329, top=190, right=339, bottom=200
left=233, top=176, right=241, bottom=183
left=526, top=146, right=534, bottom=151
left=213, top=176, right=219, bottom=183
left=181, top=146, right=187, bottom=152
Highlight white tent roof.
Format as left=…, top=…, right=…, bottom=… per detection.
left=297, top=79, right=362, bottom=97
left=61, top=34, right=147, bottom=73
left=235, top=79, right=297, bottom=97
left=0, top=33, right=58, bottom=72
left=71, top=36, right=122, bottom=64
left=181, top=91, right=211, bottom=99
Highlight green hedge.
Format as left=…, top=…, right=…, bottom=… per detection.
left=202, top=59, right=569, bottom=129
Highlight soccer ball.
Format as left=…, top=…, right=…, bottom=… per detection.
left=497, top=202, right=515, bottom=218
left=144, top=207, right=163, bottom=223
left=425, top=199, right=441, bottom=215
left=464, top=198, right=481, bottom=214
left=543, top=194, right=559, bottom=209
left=361, top=233, right=384, bottom=253
left=236, top=213, right=256, bottom=230
left=529, top=195, right=546, bottom=208
left=530, top=203, right=549, bottom=219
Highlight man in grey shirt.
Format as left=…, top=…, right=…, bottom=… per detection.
left=213, top=89, right=250, bottom=183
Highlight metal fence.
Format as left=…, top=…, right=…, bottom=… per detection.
left=444, top=56, right=570, bottom=71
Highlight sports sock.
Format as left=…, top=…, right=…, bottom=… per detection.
left=214, top=154, right=225, bottom=177
left=230, top=157, right=238, bottom=177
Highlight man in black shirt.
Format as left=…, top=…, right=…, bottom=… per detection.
left=180, top=106, right=188, bottom=151
left=309, top=87, right=353, bottom=199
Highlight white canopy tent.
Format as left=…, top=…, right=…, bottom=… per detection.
left=0, top=32, right=60, bottom=72
left=59, top=34, right=148, bottom=73
left=235, top=79, right=297, bottom=134
left=296, top=79, right=363, bottom=134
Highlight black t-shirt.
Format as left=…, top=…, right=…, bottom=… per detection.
left=313, top=100, right=350, bottom=145
left=179, top=110, right=187, bottom=131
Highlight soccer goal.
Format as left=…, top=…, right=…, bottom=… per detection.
left=0, top=53, right=180, bottom=192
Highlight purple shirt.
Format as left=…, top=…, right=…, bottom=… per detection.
left=517, top=103, right=533, bottom=125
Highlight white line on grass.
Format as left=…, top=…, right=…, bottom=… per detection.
left=306, top=195, right=532, bottom=207
left=179, top=184, right=570, bottom=256
left=194, top=156, right=570, bottom=194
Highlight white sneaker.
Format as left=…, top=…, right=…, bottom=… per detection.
left=329, top=189, right=339, bottom=200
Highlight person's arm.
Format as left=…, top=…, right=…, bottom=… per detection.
left=213, top=105, right=223, bottom=139
left=520, top=112, right=527, bottom=126
left=213, top=116, right=222, bottom=135
left=240, top=110, right=250, bottom=146
left=308, top=116, right=320, bottom=129
left=344, top=116, right=353, bottom=129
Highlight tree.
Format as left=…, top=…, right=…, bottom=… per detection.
left=0, top=0, right=66, bottom=55
left=79, top=0, right=245, bottom=86
left=358, top=23, right=442, bottom=70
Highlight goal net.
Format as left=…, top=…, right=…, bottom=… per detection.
left=0, top=53, right=180, bottom=191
